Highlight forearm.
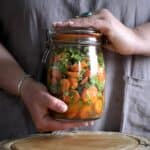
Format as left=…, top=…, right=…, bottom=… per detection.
left=133, top=22, right=150, bottom=55
left=0, top=43, right=26, bottom=96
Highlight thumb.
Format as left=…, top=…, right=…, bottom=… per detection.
left=47, top=94, right=68, bottom=113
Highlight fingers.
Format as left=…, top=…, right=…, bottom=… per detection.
left=41, top=92, right=68, bottom=113
left=53, top=9, right=112, bottom=35
left=53, top=18, right=109, bottom=34
left=36, top=115, right=95, bottom=132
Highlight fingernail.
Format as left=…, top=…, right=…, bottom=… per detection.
left=89, top=121, right=94, bottom=126
left=84, top=122, right=89, bottom=127
left=59, top=104, right=68, bottom=112
left=68, top=21, right=74, bottom=25
left=53, top=21, right=63, bottom=26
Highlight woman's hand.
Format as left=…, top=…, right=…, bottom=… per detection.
left=20, top=78, right=90, bottom=132
left=53, top=9, right=144, bottom=55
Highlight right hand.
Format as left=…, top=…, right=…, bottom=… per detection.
left=20, top=78, right=91, bottom=132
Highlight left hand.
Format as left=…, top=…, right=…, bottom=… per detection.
left=53, top=9, right=143, bottom=55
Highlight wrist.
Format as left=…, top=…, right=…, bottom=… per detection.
left=17, top=74, right=33, bottom=98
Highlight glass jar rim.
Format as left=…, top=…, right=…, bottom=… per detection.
left=48, top=27, right=102, bottom=45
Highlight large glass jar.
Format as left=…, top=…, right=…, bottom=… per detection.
left=46, top=27, right=105, bottom=121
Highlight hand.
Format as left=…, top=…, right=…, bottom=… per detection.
left=20, top=78, right=91, bottom=132
left=53, top=9, right=143, bottom=55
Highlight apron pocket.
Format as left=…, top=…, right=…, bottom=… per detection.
left=122, top=76, right=150, bottom=137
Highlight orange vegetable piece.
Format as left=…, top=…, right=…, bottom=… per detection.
left=97, top=67, right=105, bottom=82
left=51, top=78, right=57, bottom=85
left=53, top=52, right=64, bottom=62
left=67, top=71, right=79, bottom=78
left=69, top=78, right=78, bottom=89
left=67, top=104, right=80, bottom=119
left=51, top=67, right=61, bottom=79
left=60, top=79, right=70, bottom=93
left=81, top=61, right=88, bottom=68
left=62, top=95, right=70, bottom=104
left=70, top=90, right=80, bottom=103
left=70, top=63, right=79, bottom=72
left=94, top=100, right=103, bottom=114
left=80, top=76, right=88, bottom=85
left=84, top=69, right=90, bottom=78
left=81, top=86, right=98, bottom=103
left=79, top=106, right=91, bottom=119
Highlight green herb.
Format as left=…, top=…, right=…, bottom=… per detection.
left=90, top=76, right=104, bottom=92
left=98, top=52, right=104, bottom=68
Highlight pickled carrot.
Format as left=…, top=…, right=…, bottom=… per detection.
left=70, top=90, right=80, bottom=102
left=51, top=67, right=62, bottom=79
left=67, top=71, right=79, bottom=78
left=94, top=100, right=103, bottom=114
left=70, top=63, right=79, bottom=72
left=84, top=69, right=90, bottom=78
left=62, top=95, right=70, bottom=104
left=60, top=79, right=70, bottom=93
left=53, top=52, right=64, bottom=62
left=81, top=86, right=98, bottom=103
left=51, top=78, right=57, bottom=85
left=79, top=106, right=91, bottom=119
left=80, top=76, right=88, bottom=85
left=67, top=104, right=79, bottom=119
left=69, top=78, right=78, bottom=89
left=81, top=61, right=88, bottom=68
left=97, top=67, right=105, bottom=82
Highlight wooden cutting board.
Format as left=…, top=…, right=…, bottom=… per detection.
left=1, top=132, right=150, bottom=150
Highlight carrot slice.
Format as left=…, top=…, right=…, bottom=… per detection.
left=84, top=69, right=90, bottom=78
left=70, top=63, right=79, bottom=72
left=69, top=78, right=78, bottom=89
left=51, top=78, right=57, bottom=85
left=60, top=79, right=70, bottom=93
left=51, top=67, right=61, bottom=79
left=81, top=61, right=88, bottom=68
left=62, top=95, right=70, bottom=104
left=80, top=76, right=88, bottom=85
left=66, top=71, right=79, bottom=78
left=97, top=67, right=105, bottom=82
left=67, top=104, right=80, bottom=119
left=79, top=106, right=91, bottom=119
left=70, top=90, right=80, bottom=103
left=94, top=100, right=103, bottom=114
left=81, top=86, right=98, bottom=103
left=53, top=52, right=64, bottom=62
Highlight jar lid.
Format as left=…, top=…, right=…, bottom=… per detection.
left=48, top=27, right=102, bottom=45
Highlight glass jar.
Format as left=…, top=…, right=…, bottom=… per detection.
left=46, top=27, right=105, bottom=121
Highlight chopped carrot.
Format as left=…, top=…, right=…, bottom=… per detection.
left=70, top=90, right=80, bottom=103
left=79, top=106, right=91, bottom=119
left=80, top=76, right=88, bottom=85
left=62, top=95, right=70, bottom=104
left=66, top=71, right=79, bottom=78
left=51, top=78, right=57, bottom=85
left=60, top=79, right=70, bottom=93
left=66, top=104, right=79, bottom=119
left=94, top=100, right=103, bottom=114
left=84, top=69, right=90, bottom=78
left=97, top=67, right=105, bottom=82
left=53, top=52, right=64, bottom=62
left=70, top=63, right=79, bottom=72
left=81, top=61, right=88, bottom=68
left=51, top=67, right=61, bottom=79
left=69, top=78, right=78, bottom=89
left=81, top=86, right=98, bottom=103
